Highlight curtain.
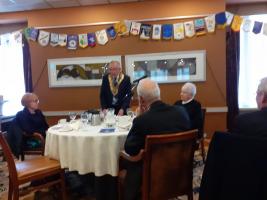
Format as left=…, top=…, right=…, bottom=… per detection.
left=226, top=29, right=240, bottom=131
left=22, top=35, right=33, bottom=92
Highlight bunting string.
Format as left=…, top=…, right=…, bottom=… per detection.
left=0, top=11, right=265, bottom=50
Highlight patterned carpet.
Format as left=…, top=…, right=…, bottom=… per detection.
left=0, top=152, right=204, bottom=200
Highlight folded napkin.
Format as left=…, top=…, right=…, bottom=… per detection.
left=69, top=120, right=81, bottom=130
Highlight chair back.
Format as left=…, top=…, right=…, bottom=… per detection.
left=0, top=132, right=19, bottom=185
left=200, top=132, right=267, bottom=200
left=142, top=129, right=197, bottom=200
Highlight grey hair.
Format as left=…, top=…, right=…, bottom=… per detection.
left=182, top=82, right=197, bottom=97
left=109, top=61, right=122, bottom=69
left=137, top=78, right=160, bottom=102
left=257, top=77, right=267, bottom=96
left=21, top=93, right=37, bottom=107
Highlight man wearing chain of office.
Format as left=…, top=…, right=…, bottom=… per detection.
left=100, top=61, right=131, bottom=116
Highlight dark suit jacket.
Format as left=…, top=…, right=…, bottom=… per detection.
left=199, top=132, right=267, bottom=200
left=15, top=108, right=48, bottom=137
left=100, top=74, right=131, bottom=115
left=124, top=100, right=191, bottom=156
left=233, top=107, right=267, bottom=137
left=174, top=99, right=203, bottom=138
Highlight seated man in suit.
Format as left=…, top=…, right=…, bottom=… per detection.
left=174, top=82, right=203, bottom=138
left=123, top=78, right=191, bottom=200
left=233, top=77, right=267, bottom=137
left=100, top=61, right=131, bottom=116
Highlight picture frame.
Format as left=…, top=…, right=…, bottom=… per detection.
left=125, top=50, right=206, bottom=84
left=47, top=55, right=121, bottom=88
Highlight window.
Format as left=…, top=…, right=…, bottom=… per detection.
left=239, top=14, right=267, bottom=109
left=0, top=33, right=25, bottom=116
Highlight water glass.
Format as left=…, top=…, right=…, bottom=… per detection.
left=80, top=113, right=88, bottom=126
left=127, top=109, right=135, bottom=119
left=69, top=112, right=77, bottom=122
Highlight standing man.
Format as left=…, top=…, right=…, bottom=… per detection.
left=123, top=78, right=191, bottom=200
left=233, top=77, right=267, bottom=137
left=100, top=61, right=131, bottom=115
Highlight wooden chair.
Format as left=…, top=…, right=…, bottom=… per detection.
left=197, top=108, right=206, bottom=163
left=0, top=131, right=67, bottom=200
left=119, top=129, right=197, bottom=200
left=21, top=132, right=45, bottom=161
left=6, top=118, right=45, bottom=161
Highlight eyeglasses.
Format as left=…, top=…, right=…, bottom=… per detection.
left=31, top=99, right=39, bottom=104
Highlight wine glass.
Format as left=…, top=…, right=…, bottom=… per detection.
left=69, top=112, right=77, bottom=122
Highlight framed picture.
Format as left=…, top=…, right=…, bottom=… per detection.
left=47, top=56, right=121, bottom=87
left=125, top=50, right=206, bottom=83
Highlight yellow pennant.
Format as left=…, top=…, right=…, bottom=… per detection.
left=231, top=15, right=243, bottom=32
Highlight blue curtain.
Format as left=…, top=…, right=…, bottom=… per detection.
left=22, top=35, right=33, bottom=92
left=226, top=29, right=240, bottom=131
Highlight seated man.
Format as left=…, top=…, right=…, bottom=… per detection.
left=123, top=78, right=191, bottom=200
left=174, top=82, right=203, bottom=138
left=233, top=77, right=267, bottom=137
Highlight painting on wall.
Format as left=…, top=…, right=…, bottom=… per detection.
left=47, top=55, right=121, bottom=87
left=125, top=50, right=206, bottom=84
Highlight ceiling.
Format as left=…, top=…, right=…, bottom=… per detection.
left=0, top=0, right=266, bottom=13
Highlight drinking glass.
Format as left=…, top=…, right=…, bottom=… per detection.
left=127, top=109, right=134, bottom=119
left=69, top=112, right=77, bottom=122
left=80, top=113, right=88, bottom=127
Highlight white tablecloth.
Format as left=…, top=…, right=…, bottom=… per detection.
left=45, top=124, right=128, bottom=176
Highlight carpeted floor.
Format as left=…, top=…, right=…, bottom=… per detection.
left=0, top=152, right=204, bottom=200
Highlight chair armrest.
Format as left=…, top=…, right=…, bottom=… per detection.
left=119, top=149, right=144, bottom=162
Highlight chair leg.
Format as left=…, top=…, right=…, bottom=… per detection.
left=200, top=139, right=206, bottom=163
left=188, top=192, right=193, bottom=200
left=8, top=177, right=13, bottom=200
left=12, top=188, right=19, bottom=200
left=60, top=170, right=67, bottom=200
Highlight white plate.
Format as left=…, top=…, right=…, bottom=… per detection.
left=58, top=126, right=73, bottom=132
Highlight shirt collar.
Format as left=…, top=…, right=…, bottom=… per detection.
left=182, top=98, right=194, bottom=104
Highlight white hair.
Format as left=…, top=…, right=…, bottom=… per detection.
left=182, top=82, right=197, bottom=97
left=258, top=77, right=267, bottom=96
left=137, top=78, right=160, bottom=102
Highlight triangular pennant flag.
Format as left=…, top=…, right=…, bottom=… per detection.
left=242, top=19, right=252, bottom=32
left=13, top=31, right=22, bottom=44
left=130, top=22, right=141, bottom=36
left=252, top=21, right=263, bottom=34
left=87, top=33, right=96, bottom=47
left=173, top=23, right=184, bottom=40
left=106, top=26, right=117, bottom=39
left=215, top=12, right=227, bottom=29
left=38, top=30, right=50, bottom=46
left=231, top=15, right=243, bottom=32
left=162, top=24, right=173, bottom=40
left=28, top=28, right=39, bottom=41
left=152, top=24, right=161, bottom=40
left=205, top=15, right=216, bottom=33
left=140, top=24, right=152, bottom=40
left=184, top=21, right=195, bottom=38
left=194, top=19, right=206, bottom=36
left=114, top=20, right=131, bottom=37
left=58, top=34, right=67, bottom=46
left=225, top=11, right=234, bottom=26
left=23, top=28, right=31, bottom=40
left=95, top=29, right=108, bottom=45
left=78, top=34, right=88, bottom=48
left=263, top=23, right=267, bottom=36
left=67, top=34, right=78, bottom=50
left=50, top=33, right=59, bottom=47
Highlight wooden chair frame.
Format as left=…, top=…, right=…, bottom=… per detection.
left=119, top=129, right=197, bottom=200
left=0, top=131, right=66, bottom=200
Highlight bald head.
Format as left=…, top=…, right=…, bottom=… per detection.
left=256, top=77, right=267, bottom=109
left=137, top=78, right=160, bottom=104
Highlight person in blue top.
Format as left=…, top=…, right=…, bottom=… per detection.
left=16, top=93, right=48, bottom=137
